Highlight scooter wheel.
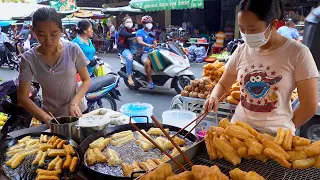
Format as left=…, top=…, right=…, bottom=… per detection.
left=173, top=75, right=195, bottom=94
left=124, top=78, right=140, bottom=90
left=8, top=63, right=15, bottom=70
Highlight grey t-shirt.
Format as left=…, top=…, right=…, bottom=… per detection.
left=19, top=29, right=30, bottom=41
left=19, top=42, right=89, bottom=117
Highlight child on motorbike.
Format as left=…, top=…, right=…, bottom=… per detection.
left=18, top=8, right=91, bottom=127
left=72, top=20, right=97, bottom=77
left=118, top=15, right=136, bottom=86
left=136, top=15, right=157, bottom=89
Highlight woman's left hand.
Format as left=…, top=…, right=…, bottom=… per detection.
left=69, top=103, right=82, bottom=117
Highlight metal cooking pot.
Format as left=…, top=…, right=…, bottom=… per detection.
left=50, top=116, right=78, bottom=138
left=71, top=123, right=109, bottom=143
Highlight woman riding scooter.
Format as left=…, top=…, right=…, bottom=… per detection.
left=72, top=20, right=97, bottom=77
left=118, top=15, right=137, bottom=86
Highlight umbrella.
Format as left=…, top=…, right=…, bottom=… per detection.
left=129, top=0, right=204, bottom=12
left=102, top=5, right=144, bottom=16
left=0, top=3, right=48, bottom=20
left=0, top=20, right=17, bottom=27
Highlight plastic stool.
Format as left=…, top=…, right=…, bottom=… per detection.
left=212, top=47, right=222, bottom=54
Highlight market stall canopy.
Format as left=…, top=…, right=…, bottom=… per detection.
left=73, top=9, right=109, bottom=19
left=0, top=20, right=17, bottom=27
left=129, top=0, right=204, bottom=12
left=102, top=5, right=144, bottom=16
left=0, top=3, right=48, bottom=20
left=49, top=0, right=79, bottom=14
left=61, top=17, right=82, bottom=25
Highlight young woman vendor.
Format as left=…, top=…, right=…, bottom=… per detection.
left=204, top=0, right=319, bottom=134
left=18, top=8, right=91, bottom=127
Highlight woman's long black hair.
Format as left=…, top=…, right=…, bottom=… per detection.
left=32, top=7, right=62, bottom=31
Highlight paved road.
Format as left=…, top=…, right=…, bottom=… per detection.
left=0, top=53, right=204, bottom=119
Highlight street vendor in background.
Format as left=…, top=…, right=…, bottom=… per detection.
left=18, top=8, right=91, bottom=127
left=153, top=22, right=161, bottom=41
left=204, top=0, right=318, bottom=134
left=278, top=19, right=300, bottom=42
left=136, top=15, right=157, bottom=89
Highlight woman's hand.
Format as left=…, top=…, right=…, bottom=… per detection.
left=43, top=114, right=52, bottom=128
left=69, top=104, right=82, bottom=118
left=204, top=96, right=220, bottom=113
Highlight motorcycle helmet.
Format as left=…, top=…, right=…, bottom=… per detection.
left=141, top=15, right=153, bottom=24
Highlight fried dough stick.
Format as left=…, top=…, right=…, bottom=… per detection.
left=140, top=163, right=173, bottom=180
left=166, top=171, right=194, bottom=180
left=235, top=121, right=260, bottom=138
left=212, top=137, right=241, bottom=165
left=122, top=163, right=133, bottom=177
left=106, top=148, right=122, bottom=166
left=147, top=128, right=169, bottom=136
left=264, top=148, right=291, bottom=168
left=89, top=137, right=111, bottom=149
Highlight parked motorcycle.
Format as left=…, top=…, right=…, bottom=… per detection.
left=118, top=41, right=195, bottom=94
left=0, top=41, right=20, bottom=71
left=85, top=72, right=121, bottom=111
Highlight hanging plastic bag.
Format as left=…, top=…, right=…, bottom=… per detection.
left=23, top=39, right=31, bottom=50
left=94, top=64, right=107, bottom=77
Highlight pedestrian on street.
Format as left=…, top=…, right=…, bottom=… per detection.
left=159, top=28, right=168, bottom=43
left=153, top=22, right=161, bottom=40
left=18, top=7, right=91, bottom=127
left=73, top=20, right=97, bottom=77
left=118, top=15, right=137, bottom=86
left=0, top=26, right=9, bottom=66
left=277, top=19, right=300, bottom=42
left=109, top=21, right=116, bottom=50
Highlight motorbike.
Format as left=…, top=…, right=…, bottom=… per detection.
left=118, top=41, right=195, bottom=94
left=85, top=72, right=121, bottom=111
left=0, top=79, right=41, bottom=139
left=0, top=41, right=20, bottom=71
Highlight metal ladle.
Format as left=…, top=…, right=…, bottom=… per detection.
left=49, top=112, right=60, bottom=124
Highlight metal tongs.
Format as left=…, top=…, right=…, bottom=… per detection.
left=129, top=116, right=192, bottom=171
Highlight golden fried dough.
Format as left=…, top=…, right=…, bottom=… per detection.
left=282, top=129, right=293, bottom=151
left=63, top=155, right=72, bottom=169
left=287, top=150, right=308, bottom=162
left=212, top=137, right=241, bottom=165
left=256, top=133, right=275, bottom=143
left=166, top=171, right=194, bottom=180
left=262, top=139, right=290, bottom=160
left=264, top=148, right=291, bottom=168
left=274, top=128, right=285, bottom=145
left=292, top=136, right=311, bottom=147
left=218, top=118, right=231, bottom=129
left=225, top=124, right=254, bottom=140
left=235, top=121, right=259, bottom=138
left=304, top=142, right=320, bottom=157
left=292, top=157, right=317, bottom=169
left=69, top=156, right=78, bottom=172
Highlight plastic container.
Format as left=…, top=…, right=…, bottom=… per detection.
left=162, top=110, right=197, bottom=134
left=120, top=103, right=154, bottom=123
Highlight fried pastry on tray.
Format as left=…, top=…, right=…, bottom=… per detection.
left=26, top=139, right=40, bottom=147
left=210, top=165, right=228, bottom=180
left=32, top=150, right=44, bottom=165
left=256, top=133, right=275, bottom=143
left=36, top=169, right=60, bottom=176
left=39, top=151, right=48, bottom=167
left=8, top=143, right=26, bottom=151
left=212, top=137, right=241, bottom=165
left=122, top=163, right=133, bottom=177
left=172, top=136, right=185, bottom=146
left=218, top=118, right=231, bottom=129
left=47, top=149, right=66, bottom=157
left=39, top=134, right=48, bottom=143
left=111, top=133, right=135, bottom=146
left=166, top=171, right=194, bottom=180
left=209, top=126, right=226, bottom=137
left=230, top=168, right=265, bottom=180
left=245, top=138, right=263, bottom=156
left=10, top=154, right=25, bottom=169
left=136, top=139, right=154, bottom=151
left=131, top=161, right=143, bottom=176
left=292, top=157, right=317, bottom=169
left=35, top=175, right=59, bottom=180
left=282, top=129, right=293, bottom=150
left=63, top=144, right=75, bottom=155
left=5, top=154, right=21, bottom=167
left=225, top=124, right=254, bottom=140
left=63, top=155, right=72, bottom=169
left=192, top=165, right=219, bottom=180
left=264, top=148, right=291, bottom=168
left=86, top=149, right=97, bottom=166
left=287, top=150, right=308, bottom=162
left=140, top=163, right=173, bottom=180
left=235, top=121, right=260, bottom=138
left=106, top=148, right=122, bottom=166
left=48, top=156, right=60, bottom=170
left=39, top=143, right=54, bottom=151
left=204, top=131, right=218, bottom=160
left=69, top=156, right=78, bottom=173
left=55, top=158, right=63, bottom=173
left=93, top=148, right=107, bottom=162
left=304, top=142, right=320, bottom=157
left=18, top=136, right=31, bottom=144
left=152, top=159, right=163, bottom=165
left=147, top=128, right=169, bottom=136
left=292, top=136, right=311, bottom=147
left=111, top=130, right=133, bottom=140
left=57, top=140, right=67, bottom=149
left=274, top=128, right=286, bottom=145
left=262, top=139, right=290, bottom=160
left=89, top=137, right=111, bottom=149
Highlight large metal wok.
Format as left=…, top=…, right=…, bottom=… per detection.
left=79, top=116, right=199, bottom=180
left=0, top=132, right=84, bottom=180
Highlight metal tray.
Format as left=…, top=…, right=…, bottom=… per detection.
left=165, top=141, right=320, bottom=180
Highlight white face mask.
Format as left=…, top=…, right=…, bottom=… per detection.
left=240, top=24, right=272, bottom=48
left=125, top=22, right=133, bottom=29
left=145, top=23, right=153, bottom=30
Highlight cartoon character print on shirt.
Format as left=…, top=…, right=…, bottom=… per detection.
left=240, top=64, right=282, bottom=112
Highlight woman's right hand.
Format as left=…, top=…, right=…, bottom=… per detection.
left=204, top=96, right=220, bottom=113
left=43, top=115, right=52, bottom=128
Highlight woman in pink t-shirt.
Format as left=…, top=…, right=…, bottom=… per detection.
left=204, top=0, right=319, bottom=134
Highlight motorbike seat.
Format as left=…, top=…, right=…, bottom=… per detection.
left=87, top=75, right=116, bottom=93
left=303, top=6, right=320, bottom=69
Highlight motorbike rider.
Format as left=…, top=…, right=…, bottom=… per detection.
left=118, top=15, right=136, bottom=86
left=136, top=15, right=157, bottom=89
left=72, top=20, right=97, bottom=77
left=0, top=27, right=9, bottom=66
left=18, top=7, right=91, bottom=127
left=15, top=23, right=31, bottom=54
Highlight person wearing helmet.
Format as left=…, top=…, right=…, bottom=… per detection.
left=136, top=15, right=157, bottom=89
left=15, top=23, right=32, bottom=54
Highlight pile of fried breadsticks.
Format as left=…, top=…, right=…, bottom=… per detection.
left=205, top=118, right=320, bottom=169
left=140, top=162, right=265, bottom=180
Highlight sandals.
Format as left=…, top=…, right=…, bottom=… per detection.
left=148, top=82, right=154, bottom=89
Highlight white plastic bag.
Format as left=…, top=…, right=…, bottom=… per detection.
left=23, top=39, right=31, bottom=50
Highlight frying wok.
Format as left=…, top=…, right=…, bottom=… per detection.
left=79, top=116, right=199, bottom=180
left=0, top=132, right=84, bottom=180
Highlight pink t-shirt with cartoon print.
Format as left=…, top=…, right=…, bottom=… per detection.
left=226, top=38, right=319, bottom=133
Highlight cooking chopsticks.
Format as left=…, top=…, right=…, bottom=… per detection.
left=171, top=112, right=208, bottom=139
left=151, top=116, right=193, bottom=167
left=172, top=91, right=230, bottom=139
left=129, top=122, right=187, bottom=171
